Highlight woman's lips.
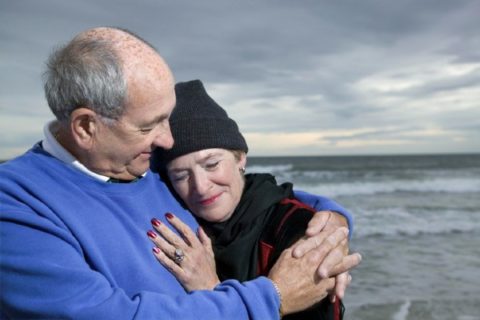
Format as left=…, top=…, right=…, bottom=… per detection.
left=199, top=193, right=222, bottom=206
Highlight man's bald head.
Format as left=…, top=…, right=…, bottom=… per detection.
left=44, top=27, right=174, bottom=122
left=43, top=27, right=177, bottom=179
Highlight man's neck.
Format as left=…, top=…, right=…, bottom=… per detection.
left=43, top=120, right=147, bottom=183
left=42, top=120, right=111, bottom=182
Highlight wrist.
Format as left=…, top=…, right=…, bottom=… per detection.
left=269, top=279, right=284, bottom=318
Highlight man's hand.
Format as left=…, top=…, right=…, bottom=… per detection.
left=292, top=211, right=348, bottom=258
left=291, top=210, right=354, bottom=300
left=268, top=227, right=361, bottom=315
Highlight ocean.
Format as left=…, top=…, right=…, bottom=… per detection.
left=247, top=154, right=480, bottom=320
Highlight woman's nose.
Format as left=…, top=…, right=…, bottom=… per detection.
left=192, top=172, right=210, bottom=195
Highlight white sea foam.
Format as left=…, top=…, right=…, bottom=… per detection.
left=296, top=177, right=480, bottom=197
left=247, top=156, right=480, bottom=240
left=392, top=300, right=411, bottom=320
left=247, top=164, right=293, bottom=174
left=353, top=207, right=480, bottom=238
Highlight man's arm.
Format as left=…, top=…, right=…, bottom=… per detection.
left=1, top=207, right=359, bottom=320
left=0, top=213, right=277, bottom=319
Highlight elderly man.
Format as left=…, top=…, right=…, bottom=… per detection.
left=0, top=27, right=360, bottom=319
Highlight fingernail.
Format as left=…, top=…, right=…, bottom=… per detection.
left=151, top=218, right=161, bottom=227
left=165, top=212, right=174, bottom=220
left=147, top=230, right=157, bottom=239
left=152, top=247, right=160, bottom=254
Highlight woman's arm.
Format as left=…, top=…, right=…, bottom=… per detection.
left=148, top=213, right=360, bottom=317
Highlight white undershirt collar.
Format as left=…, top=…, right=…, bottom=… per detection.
left=42, top=120, right=146, bottom=182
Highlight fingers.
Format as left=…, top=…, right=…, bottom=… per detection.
left=329, top=253, right=362, bottom=278
left=318, top=248, right=361, bottom=279
left=316, top=236, right=348, bottom=277
left=149, top=214, right=197, bottom=267
left=316, top=242, right=345, bottom=278
left=305, top=210, right=331, bottom=236
left=197, top=226, right=214, bottom=256
left=150, top=217, right=186, bottom=251
left=306, top=211, right=349, bottom=237
left=292, top=227, right=334, bottom=258
left=292, top=212, right=350, bottom=258
left=164, top=213, right=199, bottom=247
left=148, top=228, right=178, bottom=261
left=150, top=213, right=202, bottom=248
left=151, top=246, right=185, bottom=279
left=268, top=238, right=348, bottom=315
left=332, top=272, right=352, bottom=300
left=302, top=227, right=349, bottom=265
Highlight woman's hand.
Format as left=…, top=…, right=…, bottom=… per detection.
left=147, top=213, right=220, bottom=291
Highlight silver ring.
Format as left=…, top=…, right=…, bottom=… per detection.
left=174, top=248, right=185, bottom=264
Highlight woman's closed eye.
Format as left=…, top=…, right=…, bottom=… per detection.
left=204, top=160, right=220, bottom=171
left=171, top=172, right=189, bottom=182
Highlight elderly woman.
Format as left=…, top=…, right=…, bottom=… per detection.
left=148, top=80, right=360, bottom=319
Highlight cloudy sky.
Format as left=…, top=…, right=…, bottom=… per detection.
left=1, top=0, right=479, bottom=158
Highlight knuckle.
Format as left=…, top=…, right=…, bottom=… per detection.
left=324, top=234, right=337, bottom=248
left=319, top=243, right=332, bottom=256
left=307, top=251, right=320, bottom=264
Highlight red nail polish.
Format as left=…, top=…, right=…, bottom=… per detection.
left=151, top=218, right=161, bottom=227
left=147, top=230, right=157, bottom=239
left=152, top=247, right=160, bottom=254
left=165, top=212, right=174, bottom=219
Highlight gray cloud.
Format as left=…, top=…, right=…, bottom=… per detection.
left=0, top=0, right=479, bottom=158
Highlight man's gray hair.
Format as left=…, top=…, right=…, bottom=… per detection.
left=43, top=37, right=127, bottom=122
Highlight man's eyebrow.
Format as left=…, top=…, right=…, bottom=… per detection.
left=139, top=114, right=169, bottom=128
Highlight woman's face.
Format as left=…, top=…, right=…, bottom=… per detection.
left=167, top=148, right=247, bottom=223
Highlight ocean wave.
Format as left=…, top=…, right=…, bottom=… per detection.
left=353, top=207, right=480, bottom=239
left=247, top=164, right=293, bottom=174
left=357, top=225, right=479, bottom=239
left=392, top=300, right=411, bottom=320
left=296, top=177, right=480, bottom=197
left=346, top=298, right=480, bottom=320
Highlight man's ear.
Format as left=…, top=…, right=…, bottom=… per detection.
left=70, top=108, right=98, bottom=149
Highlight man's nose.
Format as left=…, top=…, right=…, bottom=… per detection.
left=153, top=125, right=174, bottom=150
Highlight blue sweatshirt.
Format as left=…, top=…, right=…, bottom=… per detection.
left=0, top=144, right=352, bottom=319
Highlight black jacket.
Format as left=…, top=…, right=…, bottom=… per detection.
left=202, top=174, right=344, bottom=320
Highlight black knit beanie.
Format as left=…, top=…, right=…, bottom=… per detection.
left=154, top=80, right=248, bottom=168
